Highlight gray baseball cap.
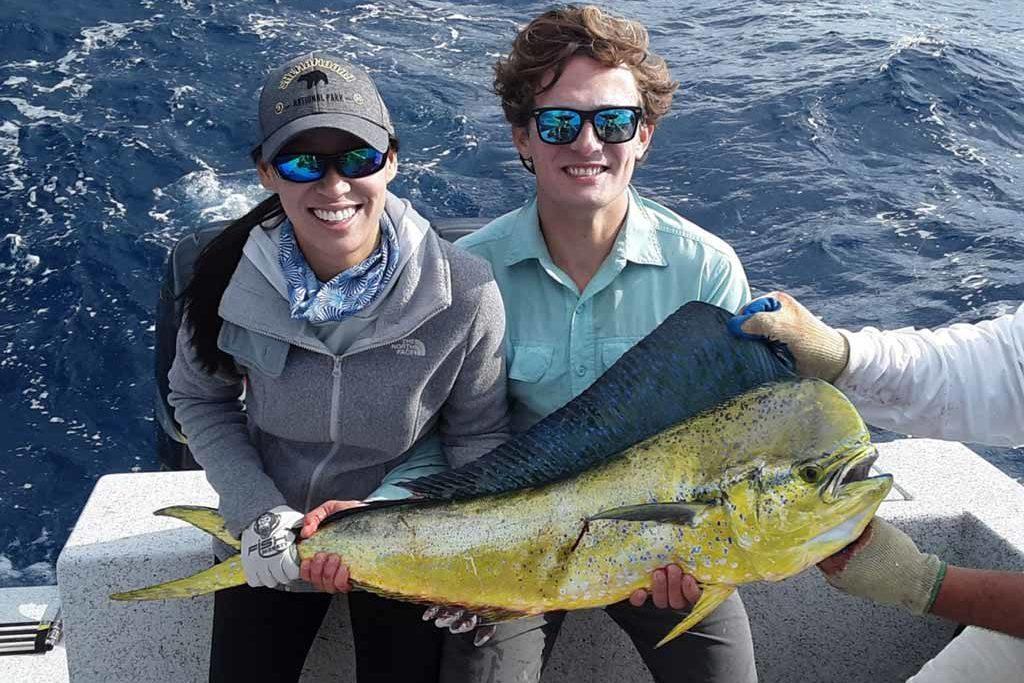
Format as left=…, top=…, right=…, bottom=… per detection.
left=258, top=53, right=394, bottom=161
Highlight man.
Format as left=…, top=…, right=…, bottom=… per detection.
left=732, top=290, right=1024, bottom=681
left=446, top=6, right=756, bottom=683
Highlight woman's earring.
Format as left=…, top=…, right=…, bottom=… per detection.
left=518, top=155, right=536, bottom=175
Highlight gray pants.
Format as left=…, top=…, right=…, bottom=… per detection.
left=441, top=592, right=757, bottom=683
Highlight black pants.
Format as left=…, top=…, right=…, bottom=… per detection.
left=441, top=592, right=758, bottom=683
left=209, top=585, right=445, bottom=682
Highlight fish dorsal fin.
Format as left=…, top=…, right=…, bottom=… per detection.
left=403, top=301, right=795, bottom=500
left=589, top=502, right=710, bottom=525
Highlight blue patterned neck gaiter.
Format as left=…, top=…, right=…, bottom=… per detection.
left=278, top=214, right=400, bottom=324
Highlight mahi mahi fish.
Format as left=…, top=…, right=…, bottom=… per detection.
left=112, top=302, right=892, bottom=646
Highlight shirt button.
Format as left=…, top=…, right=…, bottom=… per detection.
left=576, top=365, right=586, bottom=377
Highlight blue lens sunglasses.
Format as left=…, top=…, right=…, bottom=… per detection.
left=531, top=107, right=643, bottom=145
left=272, top=148, right=387, bottom=183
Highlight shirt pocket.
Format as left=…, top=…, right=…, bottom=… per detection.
left=600, top=337, right=643, bottom=373
left=218, top=322, right=290, bottom=378
left=508, top=343, right=555, bottom=383
left=507, top=342, right=568, bottom=430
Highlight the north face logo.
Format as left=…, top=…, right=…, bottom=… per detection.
left=297, top=70, right=328, bottom=89
left=391, top=339, right=426, bottom=357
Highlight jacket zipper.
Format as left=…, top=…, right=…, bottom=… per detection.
left=329, top=356, right=342, bottom=442
left=231, top=303, right=447, bottom=512
left=304, top=356, right=344, bottom=512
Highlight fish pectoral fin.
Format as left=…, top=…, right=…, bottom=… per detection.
left=155, top=505, right=240, bottom=551
left=656, top=584, right=735, bottom=648
left=589, top=502, right=709, bottom=526
left=110, top=555, right=246, bottom=601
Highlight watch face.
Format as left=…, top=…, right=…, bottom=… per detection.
left=254, top=512, right=280, bottom=538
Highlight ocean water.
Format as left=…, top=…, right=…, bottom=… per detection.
left=1, top=0, right=1022, bottom=587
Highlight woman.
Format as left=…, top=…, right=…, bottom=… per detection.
left=168, top=52, right=508, bottom=683
left=443, top=6, right=757, bottom=683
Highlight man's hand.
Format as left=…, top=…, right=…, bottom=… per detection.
left=299, top=500, right=366, bottom=593
left=728, top=292, right=850, bottom=382
left=240, top=505, right=304, bottom=588
left=628, top=564, right=701, bottom=610
left=422, top=606, right=496, bottom=646
left=817, top=518, right=946, bottom=615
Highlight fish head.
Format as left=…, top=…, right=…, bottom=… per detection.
left=715, top=380, right=893, bottom=580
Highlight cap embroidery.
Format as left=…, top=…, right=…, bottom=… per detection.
left=290, top=91, right=364, bottom=109
left=297, top=70, right=328, bottom=89
left=278, top=57, right=355, bottom=90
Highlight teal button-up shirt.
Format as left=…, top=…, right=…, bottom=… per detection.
left=458, top=187, right=750, bottom=432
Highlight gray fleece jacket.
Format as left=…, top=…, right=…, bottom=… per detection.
left=168, top=195, right=509, bottom=537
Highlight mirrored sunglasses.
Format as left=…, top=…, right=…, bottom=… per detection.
left=531, top=107, right=643, bottom=145
left=272, top=148, right=387, bottom=183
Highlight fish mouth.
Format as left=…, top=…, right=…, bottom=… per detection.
left=824, top=447, right=880, bottom=503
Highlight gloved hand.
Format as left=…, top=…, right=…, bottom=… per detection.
left=422, top=606, right=496, bottom=646
left=240, top=505, right=304, bottom=588
left=727, top=292, right=850, bottom=383
left=818, top=518, right=947, bottom=615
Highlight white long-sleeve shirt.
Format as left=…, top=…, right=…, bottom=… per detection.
left=835, top=304, right=1024, bottom=448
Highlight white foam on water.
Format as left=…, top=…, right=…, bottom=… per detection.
left=106, top=193, right=127, bottom=218
left=879, top=33, right=947, bottom=72
left=242, top=13, right=293, bottom=39
left=960, top=273, right=989, bottom=289
left=187, top=167, right=264, bottom=222
left=0, top=97, right=81, bottom=124
left=0, top=120, right=19, bottom=150
left=0, top=59, right=43, bottom=70
left=169, top=85, right=196, bottom=111
left=54, top=18, right=162, bottom=73
left=0, top=556, right=55, bottom=586
left=3, top=77, right=28, bottom=86
left=0, top=120, right=24, bottom=194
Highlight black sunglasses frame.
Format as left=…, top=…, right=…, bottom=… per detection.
left=530, top=106, right=644, bottom=145
left=272, top=148, right=388, bottom=183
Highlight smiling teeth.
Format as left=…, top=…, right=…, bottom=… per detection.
left=313, top=207, right=357, bottom=222
left=565, top=166, right=603, bottom=177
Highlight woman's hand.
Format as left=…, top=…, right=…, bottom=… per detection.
left=628, top=564, right=702, bottom=610
left=299, top=499, right=366, bottom=593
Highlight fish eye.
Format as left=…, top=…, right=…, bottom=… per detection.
left=797, top=464, right=824, bottom=484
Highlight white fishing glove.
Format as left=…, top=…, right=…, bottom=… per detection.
left=821, top=518, right=946, bottom=615
left=731, top=292, right=850, bottom=383
left=240, top=505, right=304, bottom=588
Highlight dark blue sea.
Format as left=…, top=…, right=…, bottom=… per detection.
left=1, top=0, right=1022, bottom=587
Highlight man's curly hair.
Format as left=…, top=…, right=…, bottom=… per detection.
left=494, top=5, right=679, bottom=129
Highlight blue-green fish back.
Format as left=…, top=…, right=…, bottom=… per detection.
left=403, top=302, right=795, bottom=500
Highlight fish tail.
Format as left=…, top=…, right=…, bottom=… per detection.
left=111, top=555, right=245, bottom=601
left=155, top=505, right=240, bottom=550
left=655, top=584, right=735, bottom=648
left=110, top=506, right=245, bottom=601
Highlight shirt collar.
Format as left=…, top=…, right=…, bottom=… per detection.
left=503, top=196, right=551, bottom=267
left=504, top=187, right=666, bottom=268
left=620, top=187, right=667, bottom=267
